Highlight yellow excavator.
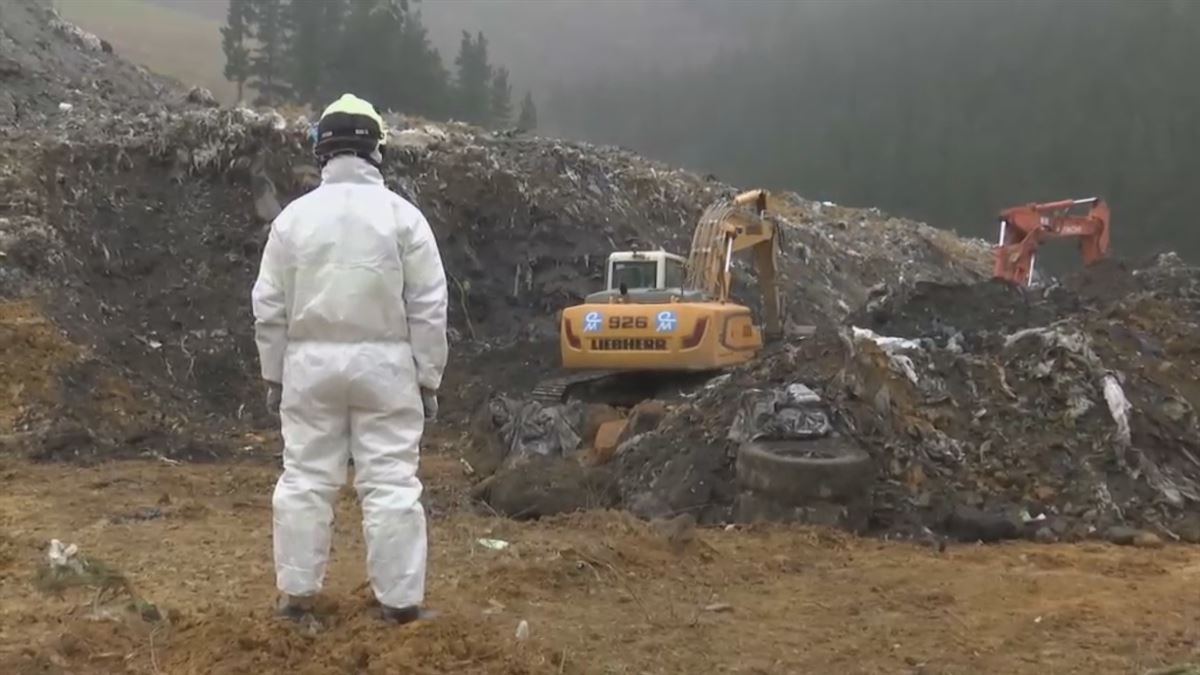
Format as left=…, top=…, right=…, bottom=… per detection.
left=534, top=189, right=782, bottom=404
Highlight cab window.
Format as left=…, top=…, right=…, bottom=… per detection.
left=610, top=261, right=658, bottom=290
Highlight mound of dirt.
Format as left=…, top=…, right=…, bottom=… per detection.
left=0, top=300, right=79, bottom=433
left=0, top=0, right=180, bottom=128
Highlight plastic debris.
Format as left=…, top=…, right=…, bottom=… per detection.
left=476, top=538, right=511, bottom=551
left=47, top=538, right=85, bottom=574
left=1102, top=373, right=1132, bottom=447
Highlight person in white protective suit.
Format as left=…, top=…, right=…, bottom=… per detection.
left=251, top=93, right=447, bottom=625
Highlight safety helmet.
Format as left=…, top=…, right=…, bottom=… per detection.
left=314, top=93, right=388, bottom=166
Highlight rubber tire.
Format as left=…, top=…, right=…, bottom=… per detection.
left=735, top=437, right=873, bottom=506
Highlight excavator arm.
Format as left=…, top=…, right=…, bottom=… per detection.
left=685, top=189, right=782, bottom=339
left=993, top=197, right=1111, bottom=286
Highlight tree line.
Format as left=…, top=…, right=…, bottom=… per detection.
left=545, top=0, right=1200, bottom=262
left=221, top=0, right=537, bottom=131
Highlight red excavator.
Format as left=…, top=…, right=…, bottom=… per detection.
left=993, top=197, right=1111, bottom=286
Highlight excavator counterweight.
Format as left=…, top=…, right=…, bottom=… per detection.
left=993, top=197, right=1111, bottom=286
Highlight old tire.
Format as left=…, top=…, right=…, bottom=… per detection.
left=735, top=437, right=873, bottom=506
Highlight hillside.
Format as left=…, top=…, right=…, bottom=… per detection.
left=54, top=0, right=234, bottom=103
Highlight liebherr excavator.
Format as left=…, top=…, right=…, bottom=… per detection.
left=534, top=189, right=782, bottom=404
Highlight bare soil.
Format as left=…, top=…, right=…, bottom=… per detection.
left=1, top=444, right=1198, bottom=675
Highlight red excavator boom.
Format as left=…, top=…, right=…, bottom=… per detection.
left=992, top=197, right=1111, bottom=286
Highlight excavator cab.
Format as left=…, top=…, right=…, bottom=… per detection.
left=606, top=251, right=687, bottom=293
left=584, top=251, right=705, bottom=305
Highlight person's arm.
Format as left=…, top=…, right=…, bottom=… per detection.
left=401, top=209, right=449, bottom=392
left=252, top=222, right=289, bottom=384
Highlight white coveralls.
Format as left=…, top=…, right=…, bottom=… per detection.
left=251, top=155, right=448, bottom=609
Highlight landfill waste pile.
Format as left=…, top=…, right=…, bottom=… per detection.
left=475, top=254, right=1200, bottom=543
left=0, top=0, right=996, bottom=467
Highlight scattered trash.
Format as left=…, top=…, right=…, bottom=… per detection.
left=1101, top=373, right=1132, bottom=447
left=704, top=602, right=734, bottom=613
left=515, top=619, right=530, bottom=641
left=477, top=538, right=511, bottom=551
left=728, top=385, right=832, bottom=443
left=47, top=538, right=85, bottom=575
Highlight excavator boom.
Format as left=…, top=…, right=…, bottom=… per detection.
left=685, top=189, right=781, bottom=338
left=993, top=197, right=1111, bottom=286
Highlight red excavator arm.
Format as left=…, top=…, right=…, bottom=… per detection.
left=992, top=197, right=1111, bottom=286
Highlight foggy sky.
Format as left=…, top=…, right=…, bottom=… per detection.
left=147, top=0, right=818, bottom=101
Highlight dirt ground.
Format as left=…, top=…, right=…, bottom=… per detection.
left=1, top=432, right=1198, bottom=675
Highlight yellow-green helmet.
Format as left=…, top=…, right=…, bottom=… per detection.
left=314, top=93, right=388, bottom=165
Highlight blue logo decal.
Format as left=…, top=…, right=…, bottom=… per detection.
left=656, top=311, right=678, bottom=333
left=584, top=311, right=604, bottom=333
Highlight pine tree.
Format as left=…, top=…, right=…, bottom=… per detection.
left=517, top=91, right=538, bottom=131
left=394, top=11, right=450, bottom=118
left=220, top=0, right=252, bottom=103
left=331, top=0, right=388, bottom=105
left=289, top=0, right=332, bottom=107
left=314, top=0, right=349, bottom=105
left=489, top=66, right=513, bottom=128
left=219, top=0, right=528, bottom=129
left=453, top=31, right=492, bottom=125
left=247, top=0, right=292, bottom=106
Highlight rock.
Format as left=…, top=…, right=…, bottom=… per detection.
left=186, top=86, right=218, bottom=107
left=1104, top=526, right=1162, bottom=548
left=944, top=506, right=1021, bottom=543
left=0, top=56, right=22, bottom=78
left=1033, top=526, right=1057, bottom=544
left=477, top=456, right=618, bottom=519
left=616, top=400, right=667, bottom=444
left=1132, top=531, right=1165, bottom=549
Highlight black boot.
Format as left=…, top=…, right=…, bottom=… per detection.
left=379, top=604, right=426, bottom=625
left=276, top=594, right=316, bottom=622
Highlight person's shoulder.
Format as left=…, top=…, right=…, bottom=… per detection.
left=387, top=189, right=427, bottom=225
left=272, top=185, right=333, bottom=232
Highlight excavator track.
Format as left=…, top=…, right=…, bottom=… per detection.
left=531, top=369, right=720, bottom=407
left=530, top=371, right=620, bottom=404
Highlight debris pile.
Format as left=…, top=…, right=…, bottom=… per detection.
left=489, top=258, right=1200, bottom=541
left=0, top=0, right=993, bottom=463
